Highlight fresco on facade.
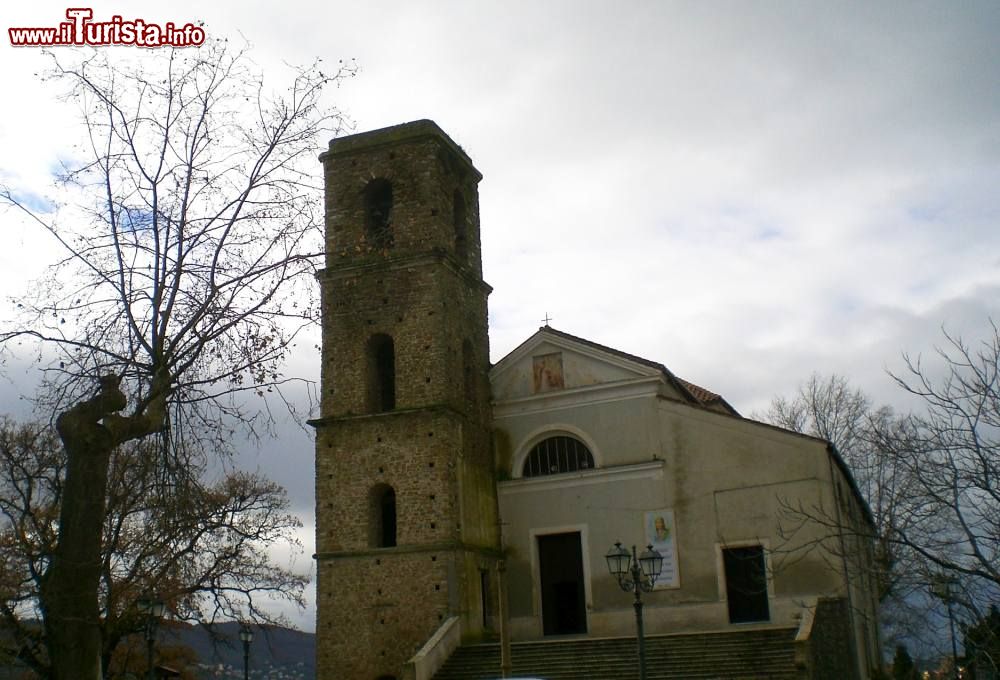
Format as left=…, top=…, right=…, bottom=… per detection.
left=532, top=352, right=565, bottom=393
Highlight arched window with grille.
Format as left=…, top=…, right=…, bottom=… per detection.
left=522, top=436, right=595, bottom=478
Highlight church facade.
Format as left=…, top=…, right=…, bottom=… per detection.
left=312, top=120, right=880, bottom=679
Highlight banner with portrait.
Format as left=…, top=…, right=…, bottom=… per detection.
left=644, top=509, right=680, bottom=589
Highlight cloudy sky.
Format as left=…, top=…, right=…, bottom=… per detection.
left=2, top=1, right=999, bottom=631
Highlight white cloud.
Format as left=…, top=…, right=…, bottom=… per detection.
left=3, top=0, right=1000, bottom=633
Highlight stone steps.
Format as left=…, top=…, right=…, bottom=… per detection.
left=433, top=627, right=799, bottom=680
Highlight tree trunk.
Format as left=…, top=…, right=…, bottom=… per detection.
left=43, top=378, right=126, bottom=680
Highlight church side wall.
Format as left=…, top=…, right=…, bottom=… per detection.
left=495, top=390, right=854, bottom=641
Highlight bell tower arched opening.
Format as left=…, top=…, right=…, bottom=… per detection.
left=369, top=484, right=397, bottom=548
left=367, top=333, right=396, bottom=412
left=453, top=189, right=467, bottom=260
left=364, top=178, right=393, bottom=249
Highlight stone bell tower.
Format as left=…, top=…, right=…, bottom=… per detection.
left=311, top=121, right=500, bottom=679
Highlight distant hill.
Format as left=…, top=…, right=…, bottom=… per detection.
left=2, top=621, right=316, bottom=680
left=161, top=621, right=315, bottom=679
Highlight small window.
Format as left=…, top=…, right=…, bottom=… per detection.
left=522, top=436, right=594, bottom=478
left=453, top=189, right=467, bottom=260
left=722, top=545, right=770, bottom=623
left=364, top=179, right=393, bottom=249
left=370, top=484, right=397, bottom=548
left=367, top=334, right=395, bottom=412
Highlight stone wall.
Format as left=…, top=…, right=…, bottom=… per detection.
left=807, top=597, right=860, bottom=680
left=312, top=121, right=499, bottom=679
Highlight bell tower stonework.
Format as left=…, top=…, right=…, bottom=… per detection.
left=312, top=121, right=501, bottom=679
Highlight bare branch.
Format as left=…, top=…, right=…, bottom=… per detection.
left=0, top=42, right=355, bottom=679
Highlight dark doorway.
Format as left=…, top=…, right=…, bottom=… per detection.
left=722, top=545, right=770, bottom=623
left=537, top=532, right=587, bottom=635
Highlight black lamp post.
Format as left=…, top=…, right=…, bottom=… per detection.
left=239, top=624, right=254, bottom=680
left=606, top=542, right=664, bottom=680
left=932, top=574, right=961, bottom=680
left=137, top=593, right=166, bottom=680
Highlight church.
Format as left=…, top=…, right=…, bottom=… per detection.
left=310, top=120, right=880, bottom=679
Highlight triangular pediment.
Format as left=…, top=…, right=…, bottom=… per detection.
left=490, top=327, right=691, bottom=403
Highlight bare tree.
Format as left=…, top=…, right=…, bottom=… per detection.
left=764, top=321, right=1000, bottom=652
left=760, top=374, right=918, bottom=602
left=759, top=373, right=932, bottom=657
left=0, top=418, right=306, bottom=678
left=764, top=373, right=872, bottom=463
left=0, top=43, right=353, bottom=679
left=890, top=322, right=1000, bottom=600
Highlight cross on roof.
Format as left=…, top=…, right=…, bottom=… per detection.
left=542, top=312, right=552, bottom=326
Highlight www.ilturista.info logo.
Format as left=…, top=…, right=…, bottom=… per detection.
left=9, top=8, right=205, bottom=47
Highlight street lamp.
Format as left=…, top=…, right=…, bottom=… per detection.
left=137, top=593, right=166, bottom=680
left=932, top=574, right=961, bottom=680
left=239, top=624, right=254, bottom=680
left=606, top=542, right=664, bottom=680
